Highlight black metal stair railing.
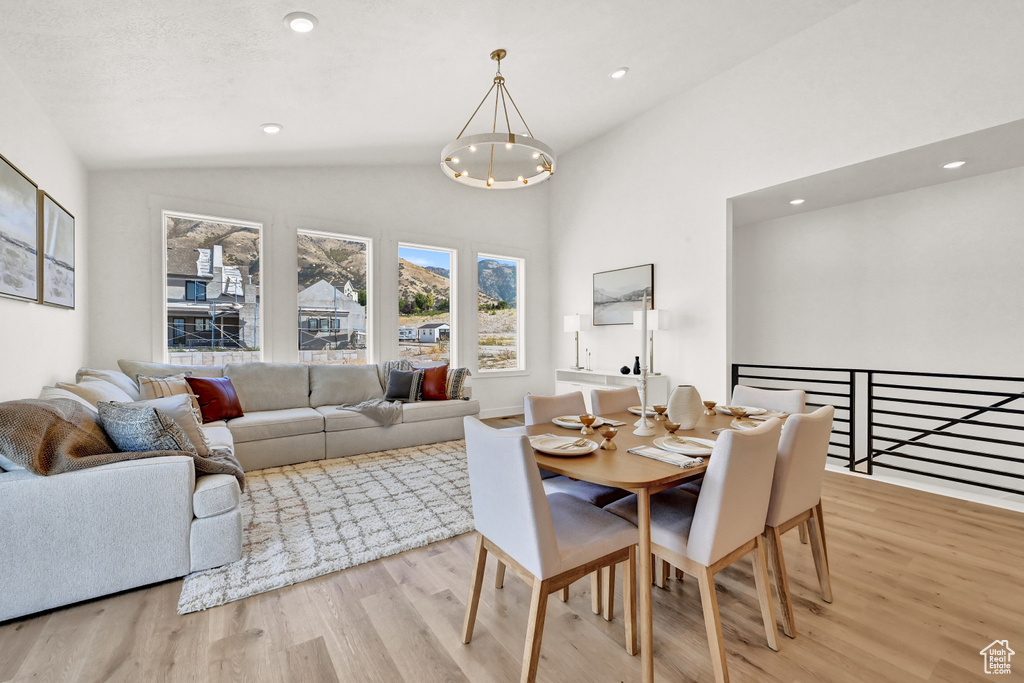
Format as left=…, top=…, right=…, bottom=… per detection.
left=731, top=363, right=1024, bottom=498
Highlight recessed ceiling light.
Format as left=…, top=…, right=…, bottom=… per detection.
left=284, top=11, right=318, bottom=33
left=610, top=67, right=629, bottom=79
left=261, top=123, right=283, bottom=134
left=942, top=160, right=966, bottom=169
left=789, top=198, right=805, bottom=205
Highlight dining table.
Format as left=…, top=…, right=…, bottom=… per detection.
left=506, top=408, right=762, bottom=683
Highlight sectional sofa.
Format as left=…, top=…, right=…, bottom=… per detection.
left=0, top=360, right=479, bottom=622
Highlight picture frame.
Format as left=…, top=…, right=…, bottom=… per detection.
left=0, top=152, right=39, bottom=302
left=593, top=263, right=653, bottom=325
left=38, top=191, right=75, bottom=308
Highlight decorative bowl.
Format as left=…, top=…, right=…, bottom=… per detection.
left=662, top=420, right=680, bottom=433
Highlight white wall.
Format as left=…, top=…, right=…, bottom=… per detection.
left=87, top=166, right=550, bottom=416
left=0, top=56, right=88, bottom=401
left=549, top=0, right=1024, bottom=404
left=733, top=165, right=1024, bottom=373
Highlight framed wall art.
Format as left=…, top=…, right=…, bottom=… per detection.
left=38, top=191, right=75, bottom=308
left=593, top=263, right=653, bottom=325
left=0, top=152, right=39, bottom=302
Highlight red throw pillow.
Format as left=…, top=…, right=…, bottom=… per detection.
left=185, top=376, right=244, bottom=423
left=419, top=364, right=449, bottom=401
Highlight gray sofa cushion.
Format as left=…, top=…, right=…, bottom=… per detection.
left=192, top=474, right=241, bottom=519
left=309, top=364, right=384, bottom=408
left=315, top=406, right=386, bottom=432
left=227, top=407, right=324, bottom=444
left=401, top=399, right=480, bottom=424
left=225, top=363, right=310, bottom=412
left=97, top=402, right=198, bottom=454
left=117, top=359, right=224, bottom=384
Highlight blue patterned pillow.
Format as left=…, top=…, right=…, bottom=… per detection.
left=97, top=402, right=198, bottom=454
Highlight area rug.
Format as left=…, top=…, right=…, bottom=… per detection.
left=177, top=439, right=473, bottom=614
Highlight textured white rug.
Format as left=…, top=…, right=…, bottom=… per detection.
left=178, top=439, right=473, bottom=614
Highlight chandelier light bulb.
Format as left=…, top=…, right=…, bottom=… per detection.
left=532, top=152, right=540, bottom=159
left=505, top=143, right=513, bottom=150
left=469, top=145, right=477, bottom=152
left=451, top=156, right=459, bottom=164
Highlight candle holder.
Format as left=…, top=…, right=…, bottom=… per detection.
left=579, top=414, right=597, bottom=435
left=597, top=425, right=618, bottom=450
left=633, top=370, right=656, bottom=437
left=653, top=405, right=667, bottom=421
left=703, top=401, right=717, bottom=416
left=663, top=420, right=681, bottom=434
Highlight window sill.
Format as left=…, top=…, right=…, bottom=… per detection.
left=475, top=369, right=529, bottom=379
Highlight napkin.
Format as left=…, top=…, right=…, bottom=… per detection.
left=628, top=446, right=704, bottom=469
left=599, top=417, right=627, bottom=426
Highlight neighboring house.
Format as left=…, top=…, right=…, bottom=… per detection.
left=398, top=327, right=417, bottom=341
left=166, top=244, right=258, bottom=349
left=417, top=322, right=450, bottom=343
left=298, top=279, right=366, bottom=350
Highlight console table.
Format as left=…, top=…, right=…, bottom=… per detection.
left=554, top=368, right=670, bottom=413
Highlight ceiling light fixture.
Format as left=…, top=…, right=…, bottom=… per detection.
left=261, top=123, right=283, bottom=134
left=441, top=49, right=555, bottom=189
left=284, top=11, right=318, bottom=33
left=942, top=160, right=966, bottom=169
left=610, top=67, right=629, bottom=79
left=789, top=198, right=805, bottom=205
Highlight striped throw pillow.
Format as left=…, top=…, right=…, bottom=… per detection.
left=138, top=373, right=201, bottom=412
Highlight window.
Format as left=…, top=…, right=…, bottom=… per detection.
left=185, top=280, right=207, bottom=301
left=297, top=230, right=370, bottom=364
left=477, top=253, right=524, bottom=371
left=165, top=211, right=262, bottom=364
left=398, top=244, right=455, bottom=364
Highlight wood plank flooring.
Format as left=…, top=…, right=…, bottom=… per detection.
left=2, top=415, right=1022, bottom=682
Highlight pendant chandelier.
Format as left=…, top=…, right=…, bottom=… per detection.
left=441, top=49, right=556, bottom=189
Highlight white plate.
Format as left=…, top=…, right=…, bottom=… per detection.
left=716, top=405, right=767, bottom=416
left=627, top=406, right=659, bottom=416
left=551, top=415, right=606, bottom=430
left=654, top=436, right=715, bottom=455
left=529, top=436, right=600, bottom=457
left=730, top=417, right=762, bottom=430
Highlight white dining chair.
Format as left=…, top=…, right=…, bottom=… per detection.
left=461, top=417, right=639, bottom=683
left=522, top=392, right=630, bottom=614
left=731, top=385, right=806, bottom=415
left=591, top=386, right=640, bottom=416
left=762, top=405, right=835, bottom=638
left=605, top=419, right=783, bottom=683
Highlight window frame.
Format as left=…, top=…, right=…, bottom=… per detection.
left=476, top=252, right=526, bottom=374
left=397, top=241, right=458, bottom=366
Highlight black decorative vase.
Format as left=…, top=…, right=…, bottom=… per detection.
left=619, top=365, right=630, bottom=375
left=632, top=356, right=641, bottom=375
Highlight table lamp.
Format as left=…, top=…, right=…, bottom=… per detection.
left=633, top=309, right=666, bottom=375
left=563, top=314, right=583, bottom=370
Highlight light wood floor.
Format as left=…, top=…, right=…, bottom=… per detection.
left=2, top=415, right=1022, bottom=682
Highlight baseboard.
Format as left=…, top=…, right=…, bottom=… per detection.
left=479, top=406, right=524, bottom=419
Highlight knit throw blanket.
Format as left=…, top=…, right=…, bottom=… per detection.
left=337, top=398, right=403, bottom=427
left=0, top=398, right=246, bottom=490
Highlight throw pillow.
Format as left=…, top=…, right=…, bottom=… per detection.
left=375, top=360, right=414, bottom=391
left=384, top=369, right=423, bottom=403
left=446, top=367, right=471, bottom=400
left=97, top=402, right=198, bottom=454
left=54, top=379, right=136, bottom=407
left=38, top=385, right=99, bottom=413
left=419, top=364, right=450, bottom=401
left=75, top=367, right=142, bottom=401
left=137, top=373, right=200, bottom=412
left=128, top=394, right=211, bottom=456
left=185, top=376, right=244, bottom=423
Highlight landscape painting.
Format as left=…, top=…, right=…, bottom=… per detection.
left=593, top=263, right=653, bottom=325
left=0, top=154, right=38, bottom=302
left=39, top=193, right=75, bottom=308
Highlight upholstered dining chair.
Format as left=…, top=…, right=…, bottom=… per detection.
left=731, top=385, right=806, bottom=415
left=522, top=392, right=630, bottom=614
left=605, top=419, right=783, bottom=683
left=762, top=405, right=835, bottom=638
left=591, top=386, right=641, bottom=416
left=461, top=417, right=639, bottom=683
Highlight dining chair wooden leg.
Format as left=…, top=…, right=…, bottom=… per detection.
left=522, top=578, right=551, bottom=683
left=654, top=556, right=668, bottom=588
left=624, top=547, right=638, bottom=655
left=602, top=563, right=616, bottom=621
left=559, top=586, right=569, bottom=602
left=697, top=566, right=729, bottom=683
left=807, top=506, right=833, bottom=604
left=764, top=526, right=795, bottom=638
left=495, top=560, right=506, bottom=589
left=752, top=536, right=780, bottom=652
left=798, top=521, right=809, bottom=544
left=591, top=571, right=603, bottom=615
left=462, top=534, right=488, bottom=644
left=814, top=500, right=830, bottom=565
left=675, top=566, right=685, bottom=581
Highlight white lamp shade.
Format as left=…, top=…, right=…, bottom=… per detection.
left=633, top=309, right=666, bottom=330
left=563, top=314, right=581, bottom=333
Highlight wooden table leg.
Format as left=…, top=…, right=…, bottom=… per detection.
left=637, top=489, right=654, bottom=683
